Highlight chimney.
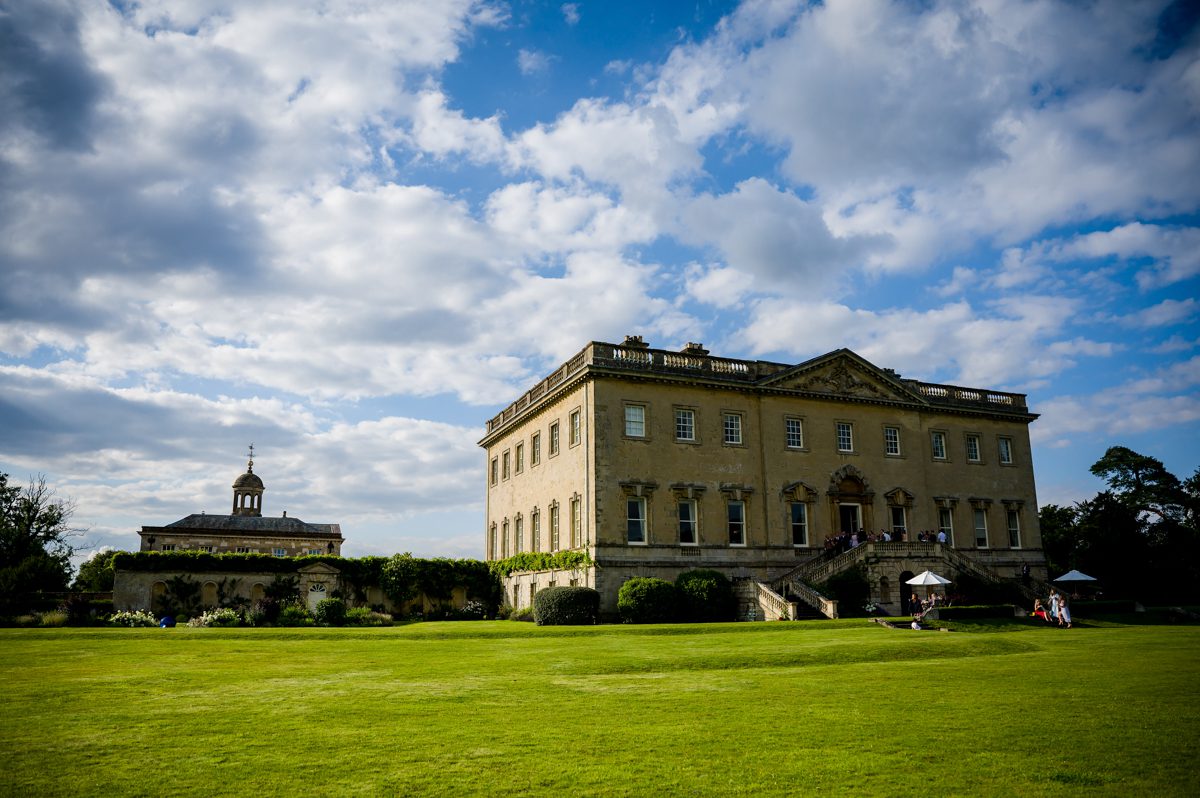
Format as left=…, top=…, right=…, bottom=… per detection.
left=681, top=342, right=709, bottom=356
left=621, top=334, right=649, bottom=349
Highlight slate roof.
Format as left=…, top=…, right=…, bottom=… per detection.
left=143, top=514, right=342, bottom=539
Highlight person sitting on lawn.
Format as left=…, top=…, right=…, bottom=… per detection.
left=1032, top=598, right=1049, bottom=622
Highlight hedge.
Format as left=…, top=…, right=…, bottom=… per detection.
left=617, top=577, right=677, bottom=624
left=533, top=586, right=599, bottom=625
left=675, top=569, right=735, bottom=622
left=489, top=550, right=592, bottom=579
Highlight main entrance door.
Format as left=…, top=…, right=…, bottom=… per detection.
left=839, top=503, right=862, bottom=535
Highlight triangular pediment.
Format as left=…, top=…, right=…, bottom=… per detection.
left=759, top=350, right=926, bottom=404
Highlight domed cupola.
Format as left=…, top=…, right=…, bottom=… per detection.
left=232, top=445, right=264, bottom=517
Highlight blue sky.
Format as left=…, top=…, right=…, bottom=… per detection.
left=1, top=0, right=1198, bottom=564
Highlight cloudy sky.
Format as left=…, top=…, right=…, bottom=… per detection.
left=2, top=0, right=1198, bottom=564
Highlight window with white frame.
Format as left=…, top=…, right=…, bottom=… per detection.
left=884, top=426, right=901, bottom=456
left=678, top=499, right=697, bottom=545
left=931, top=431, right=947, bottom=460
left=974, top=509, right=988, bottom=548
left=675, top=408, right=695, bottom=441
left=502, top=450, right=511, bottom=479
left=723, top=412, right=743, bottom=445
left=727, top=500, right=746, bottom=546
left=938, top=507, right=954, bottom=542
left=161, top=544, right=177, bottom=552
left=1007, top=510, right=1021, bottom=548
left=531, top=432, right=541, bottom=466
left=891, top=506, right=907, bottom=536
left=785, top=417, right=804, bottom=449
left=569, top=409, right=581, bottom=446
left=515, top=442, right=525, bottom=473
left=514, top=515, right=523, bottom=553
left=273, top=548, right=286, bottom=557
left=998, top=436, right=1014, bottom=465
left=571, top=497, right=581, bottom=547
left=965, top=434, right=981, bottom=462
left=627, top=497, right=647, bottom=544
left=550, top=503, right=560, bottom=551
left=532, top=509, right=541, bottom=552
left=624, top=404, right=646, bottom=437
left=790, top=502, right=808, bottom=546
left=549, top=422, right=560, bottom=456
left=836, top=422, right=854, bottom=453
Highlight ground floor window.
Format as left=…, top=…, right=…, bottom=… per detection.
left=890, top=506, right=907, bottom=537
left=678, top=499, right=697, bottom=545
left=938, top=507, right=953, bottom=543
left=728, top=501, right=746, bottom=546
left=1007, top=510, right=1021, bottom=548
left=790, top=502, right=807, bottom=546
left=627, top=497, right=647, bottom=544
left=974, top=510, right=988, bottom=548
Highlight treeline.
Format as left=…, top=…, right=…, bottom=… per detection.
left=1039, top=446, right=1199, bottom=602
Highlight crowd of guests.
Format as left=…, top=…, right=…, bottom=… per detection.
left=823, top=528, right=949, bottom=555
left=1031, top=589, right=1074, bottom=628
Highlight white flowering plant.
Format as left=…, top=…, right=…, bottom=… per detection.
left=187, top=608, right=242, bottom=628
left=108, top=610, right=159, bottom=628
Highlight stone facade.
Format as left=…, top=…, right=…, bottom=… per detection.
left=481, top=337, right=1047, bottom=617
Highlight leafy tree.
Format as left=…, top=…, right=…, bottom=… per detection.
left=73, top=549, right=123, bottom=592
left=0, top=474, right=80, bottom=612
left=1090, top=446, right=1187, bottom=523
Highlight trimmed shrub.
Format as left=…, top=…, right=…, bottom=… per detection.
left=313, top=597, right=347, bottom=626
left=617, top=577, right=678, bottom=624
left=276, top=603, right=313, bottom=627
left=533, top=586, right=600, bottom=626
left=675, top=569, right=735, bottom=622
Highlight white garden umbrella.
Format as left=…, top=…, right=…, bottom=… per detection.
left=906, top=570, right=952, bottom=586
left=1053, top=569, right=1097, bottom=584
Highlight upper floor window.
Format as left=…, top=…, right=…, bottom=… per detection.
left=965, top=434, right=981, bottom=462
left=514, top=516, right=524, bottom=553
left=931, top=431, right=947, bottom=460
left=532, top=509, right=541, bottom=552
left=727, top=501, right=746, bottom=546
left=678, top=499, right=697, bottom=545
left=884, top=426, right=901, bottom=456
left=515, top=442, right=525, bottom=473
left=161, top=544, right=177, bottom=552
left=890, top=506, right=907, bottom=536
left=490, top=457, right=498, bottom=486
left=235, top=547, right=252, bottom=554
left=836, top=422, right=854, bottom=453
left=627, top=497, right=647, bottom=544
left=624, top=404, right=646, bottom=438
left=675, top=408, right=696, bottom=442
left=272, top=548, right=286, bottom=558
left=549, top=422, right=560, bottom=456
left=998, top=436, right=1014, bottom=465
left=723, top=413, right=743, bottom=445
left=786, top=417, right=804, bottom=449
left=531, top=432, right=541, bottom=466
left=569, top=410, right=581, bottom=447
left=501, top=520, right=510, bottom=558
left=502, top=450, right=511, bottom=480
left=938, top=507, right=954, bottom=542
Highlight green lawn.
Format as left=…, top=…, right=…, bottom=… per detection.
left=1, top=619, right=1197, bottom=797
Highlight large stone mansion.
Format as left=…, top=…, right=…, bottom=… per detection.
left=481, top=336, right=1047, bottom=618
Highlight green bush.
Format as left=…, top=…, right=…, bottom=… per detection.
left=675, top=569, right=735, bottom=622
left=276, top=603, right=312, bottom=627
left=617, top=577, right=678, bottom=624
left=509, top=606, right=535, bottom=622
left=817, top=566, right=871, bottom=617
left=187, top=608, right=241, bottom=627
left=532, top=586, right=599, bottom=626
left=108, top=610, right=159, bottom=628
left=313, top=597, right=347, bottom=626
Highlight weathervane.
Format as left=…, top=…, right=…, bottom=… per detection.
left=247, top=443, right=255, bottom=472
